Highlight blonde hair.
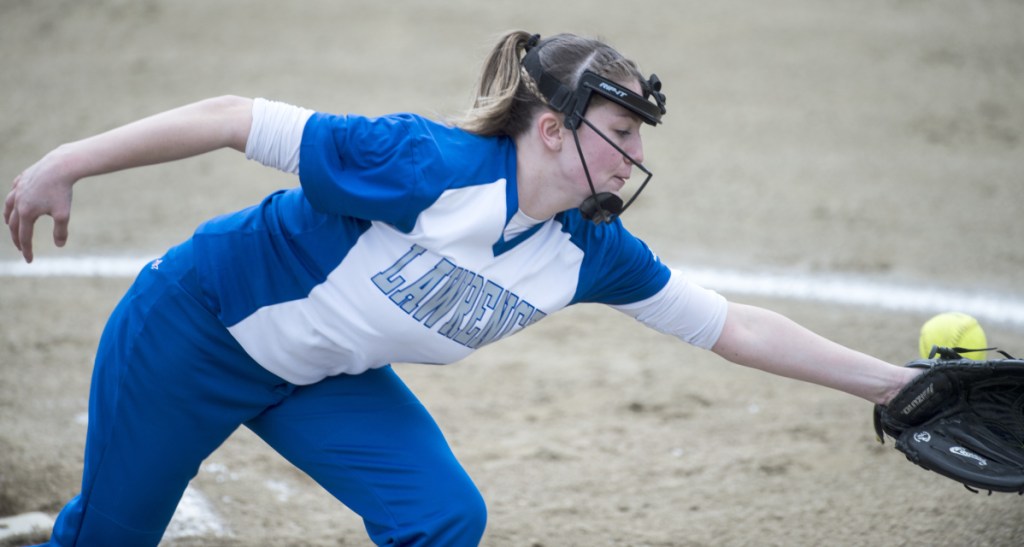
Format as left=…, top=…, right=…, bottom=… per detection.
left=457, top=31, right=646, bottom=138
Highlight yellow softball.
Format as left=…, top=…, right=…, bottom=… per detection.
left=918, top=312, right=988, bottom=360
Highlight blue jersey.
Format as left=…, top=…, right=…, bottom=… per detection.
left=190, top=109, right=721, bottom=384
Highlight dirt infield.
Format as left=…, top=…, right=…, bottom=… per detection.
left=2, top=1, right=1023, bottom=545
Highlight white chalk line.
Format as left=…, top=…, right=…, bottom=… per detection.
left=165, top=485, right=231, bottom=540
left=2, top=256, right=1022, bottom=327
left=67, top=411, right=230, bottom=540
left=678, top=266, right=1024, bottom=328
left=0, top=256, right=152, bottom=278
left=0, top=449, right=229, bottom=542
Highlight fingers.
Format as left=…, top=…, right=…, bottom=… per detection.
left=3, top=173, right=19, bottom=226
left=18, top=210, right=35, bottom=263
left=6, top=204, right=21, bottom=252
left=4, top=181, right=23, bottom=256
left=52, top=210, right=69, bottom=249
left=5, top=172, right=40, bottom=263
left=6, top=205, right=36, bottom=263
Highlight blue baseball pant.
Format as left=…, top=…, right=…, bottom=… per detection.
left=44, top=242, right=486, bottom=546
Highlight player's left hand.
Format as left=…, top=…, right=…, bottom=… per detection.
left=873, top=348, right=1024, bottom=494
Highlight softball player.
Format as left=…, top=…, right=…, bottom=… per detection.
left=5, top=31, right=920, bottom=546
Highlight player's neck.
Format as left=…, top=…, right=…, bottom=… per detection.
left=514, top=138, right=577, bottom=220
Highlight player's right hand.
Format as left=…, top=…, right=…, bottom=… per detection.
left=4, top=152, right=75, bottom=263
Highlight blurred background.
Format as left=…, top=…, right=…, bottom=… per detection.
left=2, top=1, right=1022, bottom=545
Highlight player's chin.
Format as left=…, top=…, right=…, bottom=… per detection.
left=607, top=177, right=627, bottom=193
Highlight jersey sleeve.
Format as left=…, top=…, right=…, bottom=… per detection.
left=563, top=214, right=727, bottom=348
left=566, top=216, right=672, bottom=306
left=610, top=269, right=728, bottom=349
left=298, top=112, right=448, bottom=232
left=245, top=98, right=314, bottom=174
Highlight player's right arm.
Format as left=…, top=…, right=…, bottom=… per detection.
left=4, top=95, right=254, bottom=263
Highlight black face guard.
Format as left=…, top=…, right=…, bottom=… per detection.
left=522, top=35, right=667, bottom=224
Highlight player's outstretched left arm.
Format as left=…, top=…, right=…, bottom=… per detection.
left=711, top=302, right=920, bottom=405
left=4, top=95, right=254, bottom=263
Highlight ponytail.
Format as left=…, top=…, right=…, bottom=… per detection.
left=456, top=30, right=542, bottom=137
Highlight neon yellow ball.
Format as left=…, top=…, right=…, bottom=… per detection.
left=919, top=312, right=987, bottom=360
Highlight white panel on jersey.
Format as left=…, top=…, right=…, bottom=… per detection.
left=228, top=181, right=586, bottom=385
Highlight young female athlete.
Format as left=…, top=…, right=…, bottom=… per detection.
left=5, top=31, right=920, bottom=546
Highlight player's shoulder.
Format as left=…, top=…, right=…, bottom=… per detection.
left=314, top=111, right=514, bottom=181
left=554, top=211, right=670, bottom=305
left=554, top=209, right=651, bottom=265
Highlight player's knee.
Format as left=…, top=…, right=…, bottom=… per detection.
left=426, top=480, right=488, bottom=543
left=375, top=482, right=487, bottom=545
left=450, top=483, right=488, bottom=538
left=428, top=463, right=488, bottom=540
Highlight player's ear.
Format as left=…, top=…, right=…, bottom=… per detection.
left=536, top=112, right=564, bottom=152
